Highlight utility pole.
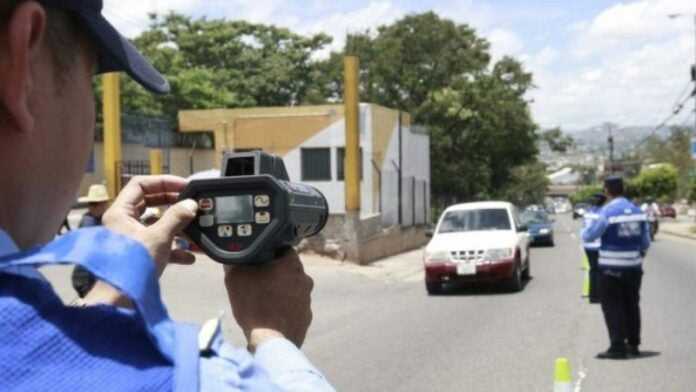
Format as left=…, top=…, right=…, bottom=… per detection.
left=608, top=128, right=615, bottom=173
left=601, top=122, right=616, bottom=173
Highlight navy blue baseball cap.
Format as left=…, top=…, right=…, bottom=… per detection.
left=40, top=0, right=170, bottom=94
left=604, top=175, right=624, bottom=194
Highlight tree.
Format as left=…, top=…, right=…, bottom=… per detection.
left=340, top=11, right=491, bottom=117
left=539, top=127, right=574, bottom=153
left=687, top=176, right=696, bottom=203
left=501, top=163, right=550, bottom=206
left=631, top=164, right=679, bottom=201
left=569, top=185, right=603, bottom=205
left=638, top=127, right=694, bottom=197
left=422, top=57, right=538, bottom=201
left=105, top=13, right=332, bottom=119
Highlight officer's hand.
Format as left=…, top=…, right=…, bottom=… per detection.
left=224, top=249, right=313, bottom=351
left=102, top=175, right=198, bottom=276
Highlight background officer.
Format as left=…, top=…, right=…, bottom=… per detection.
left=581, top=193, right=606, bottom=304
left=581, top=176, right=650, bottom=359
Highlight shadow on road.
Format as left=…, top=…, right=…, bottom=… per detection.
left=434, top=277, right=533, bottom=296
left=631, top=350, right=661, bottom=359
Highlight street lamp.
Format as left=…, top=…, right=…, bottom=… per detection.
left=668, top=12, right=696, bottom=133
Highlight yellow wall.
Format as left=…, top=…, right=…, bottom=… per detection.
left=180, top=105, right=345, bottom=168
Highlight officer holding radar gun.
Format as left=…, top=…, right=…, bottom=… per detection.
left=582, top=176, right=650, bottom=360
left=581, top=193, right=606, bottom=304
left=0, top=0, right=334, bottom=390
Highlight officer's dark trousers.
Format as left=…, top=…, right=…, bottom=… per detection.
left=585, top=250, right=599, bottom=303
left=598, top=268, right=643, bottom=351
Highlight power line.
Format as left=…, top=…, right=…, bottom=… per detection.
left=632, top=83, right=695, bottom=150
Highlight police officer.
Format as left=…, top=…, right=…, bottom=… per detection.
left=0, top=1, right=334, bottom=390
left=582, top=176, right=650, bottom=359
left=581, top=193, right=606, bottom=304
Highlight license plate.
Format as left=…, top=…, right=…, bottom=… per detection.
left=456, top=263, right=476, bottom=276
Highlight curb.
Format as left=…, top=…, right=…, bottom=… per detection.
left=660, top=229, right=696, bottom=241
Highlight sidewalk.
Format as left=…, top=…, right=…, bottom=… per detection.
left=660, top=218, right=696, bottom=241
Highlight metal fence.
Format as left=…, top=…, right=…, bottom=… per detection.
left=381, top=171, right=429, bottom=228
left=118, top=160, right=170, bottom=190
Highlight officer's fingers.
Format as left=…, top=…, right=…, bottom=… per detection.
left=170, top=248, right=196, bottom=265
left=116, top=175, right=188, bottom=207
left=152, top=199, right=198, bottom=239
left=143, top=192, right=181, bottom=207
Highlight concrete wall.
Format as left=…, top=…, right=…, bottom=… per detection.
left=79, top=142, right=215, bottom=197
left=178, top=103, right=431, bottom=264
left=299, top=213, right=430, bottom=265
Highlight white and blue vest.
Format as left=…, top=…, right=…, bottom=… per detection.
left=598, top=199, right=648, bottom=269
left=582, top=207, right=601, bottom=251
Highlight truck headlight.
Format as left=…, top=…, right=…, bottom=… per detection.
left=424, top=250, right=451, bottom=263
left=485, top=248, right=514, bottom=261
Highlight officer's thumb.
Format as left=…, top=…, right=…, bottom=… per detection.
left=154, top=199, right=198, bottom=238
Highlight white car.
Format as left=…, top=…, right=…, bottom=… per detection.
left=424, top=201, right=531, bottom=294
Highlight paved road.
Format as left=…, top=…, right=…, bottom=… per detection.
left=41, top=214, right=696, bottom=391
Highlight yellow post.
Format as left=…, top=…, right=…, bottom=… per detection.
left=103, top=73, right=122, bottom=197
left=344, top=56, right=360, bottom=212
left=149, top=149, right=163, bottom=175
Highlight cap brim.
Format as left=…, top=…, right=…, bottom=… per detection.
left=76, top=13, right=170, bottom=94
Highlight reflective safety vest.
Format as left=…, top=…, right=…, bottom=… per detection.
left=598, top=198, right=648, bottom=269
left=0, top=228, right=199, bottom=391
left=582, top=207, right=601, bottom=250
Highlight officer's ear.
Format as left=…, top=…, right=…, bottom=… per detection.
left=0, top=2, right=47, bottom=134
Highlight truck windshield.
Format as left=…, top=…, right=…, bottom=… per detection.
left=438, top=208, right=511, bottom=233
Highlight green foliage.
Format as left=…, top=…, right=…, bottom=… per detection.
left=110, top=13, right=333, bottom=119
left=631, top=164, right=679, bottom=201
left=687, top=176, right=696, bottom=203
left=539, top=127, right=574, bottom=153
left=500, top=163, right=550, bottom=206
left=569, top=185, right=603, bottom=205
left=112, top=11, right=546, bottom=205
left=637, top=127, right=694, bottom=197
left=326, top=12, right=539, bottom=201
left=339, top=11, right=491, bottom=116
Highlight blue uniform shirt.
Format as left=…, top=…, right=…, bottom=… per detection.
left=581, top=206, right=602, bottom=251
left=0, top=228, right=335, bottom=392
left=581, top=197, right=650, bottom=269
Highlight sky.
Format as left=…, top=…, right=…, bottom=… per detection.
left=103, top=0, right=696, bottom=131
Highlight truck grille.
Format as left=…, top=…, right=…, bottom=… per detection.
left=450, top=250, right=485, bottom=263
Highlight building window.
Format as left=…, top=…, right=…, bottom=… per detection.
left=336, top=147, right=363, bottom=181
left=301, top=148, right=331, bottom=181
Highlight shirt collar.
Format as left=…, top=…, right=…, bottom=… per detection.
left=0, top=228, right=19, bottom=257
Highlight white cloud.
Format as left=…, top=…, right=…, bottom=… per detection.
left=488, top=28, right=524, bottom=62
left=531, top=0, right=696, bottom=129
left=298, top=1, right=403, bottom=55
left=102, top=0, right=696, bottom=130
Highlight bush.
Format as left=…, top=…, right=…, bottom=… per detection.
left=569, top=185, right=603, bottom=205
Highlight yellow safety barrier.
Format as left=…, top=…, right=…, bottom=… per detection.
left=582, top=270, right=590, bottom=298
left=554, top=358, right=573, bottom=392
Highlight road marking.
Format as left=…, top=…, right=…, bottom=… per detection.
left=574, top=360, right=587, bottom=392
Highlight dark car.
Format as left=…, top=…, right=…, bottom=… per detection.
left=660, top=204, right=676, bottom=218
left=521, top=210, right=554, bottom=246
left=572, top=203, right=590, bottom=219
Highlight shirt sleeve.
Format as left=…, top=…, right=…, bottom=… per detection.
left=199, top=333, right=335, bottom=392
left=254, top=338, right=335, bottom=392
left=581, top=213, right=608, bottom=243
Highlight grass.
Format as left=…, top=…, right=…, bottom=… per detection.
left=690, top=227, right=696, bottom=235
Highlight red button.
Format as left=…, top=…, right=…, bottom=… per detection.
left=228, top=243, right=243, bottom=251
left=199, top=198, right=213, bottom=211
